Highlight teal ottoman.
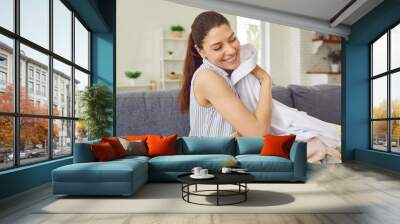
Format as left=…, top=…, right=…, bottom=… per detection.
left=52, top=156, right=148, bottom=196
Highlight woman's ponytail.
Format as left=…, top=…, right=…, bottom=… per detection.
left=179, top=32, right=202, bottom=113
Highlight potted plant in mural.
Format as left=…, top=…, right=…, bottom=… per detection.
left=125, top=71, right=142, bottom=86
left=170, top=25, right=185, bottom=38
left=79, top=84, right=113, bottom=140
left=325, top=49, right=341, bottom=72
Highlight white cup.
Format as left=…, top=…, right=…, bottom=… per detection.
left=221, top=167, right=232, bottom=174
left=200, top=169, right=208, bottom=176
left=191, top=167, right=202, bottom=176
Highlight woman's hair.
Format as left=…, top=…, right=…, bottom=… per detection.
left=179, top=11, right=230, bottom=113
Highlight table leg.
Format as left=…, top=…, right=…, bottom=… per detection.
left=195, top=184, right=197, bottom=192
left=217, top=184, right=219, bottom=206
left=245, top=183, right=247, bottom=201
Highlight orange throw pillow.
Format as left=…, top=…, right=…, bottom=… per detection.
left=146, top=134, right=177, bottom=157
left=101, top=137, right=127, bottom=158
left=91, top=142, right=117, bottom=161
left=260, top=134, right=296, bottom=159
left=124, top=135, right=148, bottom=142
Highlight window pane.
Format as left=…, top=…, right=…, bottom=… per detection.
left=20, top=0, right=49, bottom=49
left=74, top=69, right=89, bottom=118
left=20, top=117, right=49, bottom=165
left=75, top=120, right=88, bottom=143
left=20, top=44, right=49, bottom=115
left=391, top=120, right=400, bottom=153
left=391, top=24, right=400, bottom=70
left=0, top=116, right=13, bottom=170
left=372, top=33, right=387, bottom=76
left=0, top=0, right=14, bottom=31
left=53, top=0, right=72, bottom=60
left=372, top=121, right=388, bottom=151
left=53, top=59, right=72, bottom=117
left=53, top=119, right=72, bottom=158
left=372, top=76, right=387, bottom=119
left=75, top=18, right=89, bottom=70
left=391, top=72, right=400, bottom=118
left=0, top=34, right=14, bottom=112
left=237, top=17, right=262, bottom=65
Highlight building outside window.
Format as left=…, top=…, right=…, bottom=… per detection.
left=35, top=70, right=40, bottom=81
left=28, top=67, right=34, bottom=80
left=0, top=54, right=7, bottom=67
left=0, top=71, right=7, bottom=86
left=42, top=85, right=46, bottom=97
left=28, top=81, right=34, bottom=94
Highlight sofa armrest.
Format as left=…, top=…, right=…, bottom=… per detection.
left=289, top=141, right=307, bottom=182
left=73, top=140, right=100, bottom=163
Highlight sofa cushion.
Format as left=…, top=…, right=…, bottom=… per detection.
left=178, top=137, right=236, bottom=155
left=288, top=84, right=341, bottom=124
left=236, top=155, right=293, bottom=172
left=73, top=139, right=100, bottom=163
left=272, top=86, right=294, bottom=108
left=52, top=158, right=147, bottom=183
left=148, top=154, right=235, bottom=172
left=236, top=137, right=263, bottom=155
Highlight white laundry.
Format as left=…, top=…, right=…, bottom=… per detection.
left=230, top=44, right=341, bottom=148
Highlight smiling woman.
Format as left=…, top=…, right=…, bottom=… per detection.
left=179, top=11, right=273, bottom=137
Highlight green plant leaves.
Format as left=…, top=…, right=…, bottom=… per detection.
left=79, top=84, right=113, bottom=140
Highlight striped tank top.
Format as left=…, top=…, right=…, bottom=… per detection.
left=188, top=58, right=238, bottom=136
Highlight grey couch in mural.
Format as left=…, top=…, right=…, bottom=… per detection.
left=116, top=84, right=341, bottom=136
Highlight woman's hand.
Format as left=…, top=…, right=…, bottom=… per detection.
left=251, top=65, right=272, bottom=88
left=231, top=131, right=242, bottom=137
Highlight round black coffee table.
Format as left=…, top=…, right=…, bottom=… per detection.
left=177, top=173, right=255, bottom=206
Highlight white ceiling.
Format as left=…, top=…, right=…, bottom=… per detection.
left=226, top=0, right=353, bottom=24
left=165, top=0, right=384, bottom=37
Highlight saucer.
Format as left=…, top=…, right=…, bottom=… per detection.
left=190, top=174, right=215, bottom=179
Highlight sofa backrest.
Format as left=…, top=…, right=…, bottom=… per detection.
left=235, top=137, right=264, bottom=155
left=116, top=85, right=340, bottom=136
left=116, top=90, right=190, bottom=137
left=177, top=137, right=236, bottom=155
left=288, top=84, right=341, bottom=125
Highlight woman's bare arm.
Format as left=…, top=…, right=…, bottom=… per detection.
left=252, top=65, right=273, bottom=134
left=194, top=67, right=272, bottom=136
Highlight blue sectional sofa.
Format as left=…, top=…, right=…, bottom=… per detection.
left=52, top=137, right=306, bottom=196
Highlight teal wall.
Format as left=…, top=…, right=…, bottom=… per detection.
left=0, top=158, right=72, bottom=199
left=344, top=0, right=400, bottom=171
left=91, top=32, right=115, bottom=135
left=0, top=0, right=116, bottom=200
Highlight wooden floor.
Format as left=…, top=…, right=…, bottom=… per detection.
left=0, top=162, right=400, bottom=224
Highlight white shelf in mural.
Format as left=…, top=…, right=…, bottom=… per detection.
left=161, top=37, right=187, bottom=41
left=312, top=38, right=341, bottom=54
left=165, top=79, right=181, bottom=82
left=159, top=28, right=188, bottom=90
left=161, top=58, right=185, bottom=61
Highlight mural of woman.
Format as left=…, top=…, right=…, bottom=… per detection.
left=179, top=11, right=341, bottom=163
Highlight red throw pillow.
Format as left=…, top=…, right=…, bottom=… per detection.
left=146, top=134, right=177, bottom=157
left=101, top=137, right=127, bottom=158
left=91, top=142, right=117, bottom=161
left=260, top=134, right=296, bottom=159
